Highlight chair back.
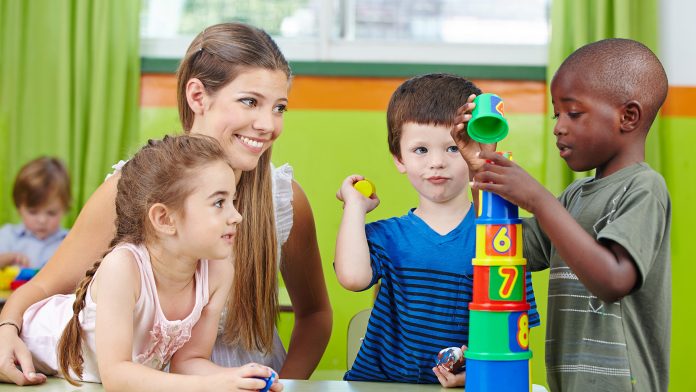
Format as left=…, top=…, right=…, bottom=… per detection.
left=346, top=308, right=372, bottom=369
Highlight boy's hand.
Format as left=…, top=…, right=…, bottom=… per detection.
left=0, top=253, right=29, bottom=268
left=432, top=345, right=467, bottom=388
left=472, top=151, right=552, bottom=214
left=336, top=175, right=380, bottom=213
left=12, top=253, right=30, bottom=268
left=450, top=94, right=497, bottom=177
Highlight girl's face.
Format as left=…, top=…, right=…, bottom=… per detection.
left=174, top=161, right=243, bottom=261
left=190, top=69, right=289, bottom=175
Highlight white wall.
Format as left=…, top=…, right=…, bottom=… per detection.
left=660, top=0, right=696, bottom=86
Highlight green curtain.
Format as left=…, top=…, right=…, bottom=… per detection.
left=544, top=0, right=661, bottom=194
left=0, top=0, right=140, bottom=225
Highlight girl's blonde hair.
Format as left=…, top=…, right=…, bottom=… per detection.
left=57, top=135, right=231, bottom=385
left=176, top=22, right=291, bottom=353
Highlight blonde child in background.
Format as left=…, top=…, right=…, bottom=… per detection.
left=334, top=74, right=540, bottom=387
left=4, top=135, right=281, bottom=391
left=0, top=157, right=70, bottom=269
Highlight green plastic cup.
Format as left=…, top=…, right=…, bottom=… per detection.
left=468, top=93, right=509, bottom=143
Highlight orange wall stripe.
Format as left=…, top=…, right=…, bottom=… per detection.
left=141, top=74, right=546, bottom=113
left=141, top=73, right=178, bottom=107
left=663, top=86, right=696, bottom=117
left=142, top=73, right=696, bottom=117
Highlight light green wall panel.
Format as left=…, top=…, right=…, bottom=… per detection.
left=661, top=117, right=696, bottom=392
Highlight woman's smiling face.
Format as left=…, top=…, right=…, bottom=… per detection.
left=190, top=68, right=289, bottom=173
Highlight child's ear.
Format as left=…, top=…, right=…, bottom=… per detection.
left=185, top=78, right=207, bottom=116
left=620, top=100, right=642, bottom=133
left=148, top=203, right=176, bottom=236
left=392, top=154, right=407, bottom=174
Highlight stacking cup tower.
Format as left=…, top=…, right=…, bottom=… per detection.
left=464, top=94, right=532, bottom=391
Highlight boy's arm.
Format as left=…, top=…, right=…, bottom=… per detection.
left=334, top=175, right=379, bottom=292
left=473, top=152, right=637, bottom=303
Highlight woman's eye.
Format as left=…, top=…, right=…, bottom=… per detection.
left=274, top=104, right=288, bottom=114
left=214, top=199, right=224, bottom=208
left=447, top=146, right=459, bottom=153
left=568, top=112, right=582, bottom=119
left=240, top=98, right=257, bottom=107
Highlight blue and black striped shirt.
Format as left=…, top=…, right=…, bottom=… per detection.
left=344, top=207, right=540, bottom=383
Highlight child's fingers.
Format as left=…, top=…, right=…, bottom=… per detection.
left=9, top=345, right=46, bottom=385
left=237, top=363, right=272, bottom=378
left=478, top=151, right=513, bottom=166
left=236, top=377, right=268, bottom=391
left=0, top=364, right=28, bottom=386
left=269, top=380, right=284, bottom=391
left=472, top=180, right=507, bottom=196
left=18, top=256, right=30, bottom=268
left=432, top=365, right=457, bottom=387
left=432, top=366, right=448, bottom=386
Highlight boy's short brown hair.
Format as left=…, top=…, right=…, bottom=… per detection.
left=387, top=73, right=482, bottom=159
left=12, top=157, right=71, bottom=210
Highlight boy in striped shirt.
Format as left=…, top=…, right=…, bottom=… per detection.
left=334, top=73, right=540, bottom=387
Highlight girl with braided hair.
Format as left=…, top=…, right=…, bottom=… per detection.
left=14, top=135, right=282, bottom=391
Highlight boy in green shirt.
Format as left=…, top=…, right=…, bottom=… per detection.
left=454, top=38, right=671, bottom=391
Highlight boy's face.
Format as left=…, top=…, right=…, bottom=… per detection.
left=550, top=68, right=625, bottom=177
left=393, top=122, right=470, bottom=205
left=18, top=196, right=66, bottom=240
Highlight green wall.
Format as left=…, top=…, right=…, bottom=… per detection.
left=661, top=116, right=696, bottom=391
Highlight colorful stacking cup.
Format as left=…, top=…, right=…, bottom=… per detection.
left=472, top=264, right=527, bottom=309
left=467, top=309, right=531, bottom=358
left=465, top=358, right=531, bottom=392
left=467, top=93, right=509, bottom=144
left=477, top=190, right=520, bottom=224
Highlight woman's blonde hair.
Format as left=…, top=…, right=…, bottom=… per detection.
left=57, top=135, right=231, bottom=385
left=176, top=22, right=291, bottom=353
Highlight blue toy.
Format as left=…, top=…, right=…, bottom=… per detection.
left=15, top=268, right=39, bottom=281
left=256, top=372, right=275, bottom=392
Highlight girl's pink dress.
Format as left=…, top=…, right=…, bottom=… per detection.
left=21, top=243, right=209, bottom=383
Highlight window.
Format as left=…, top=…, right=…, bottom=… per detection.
left=141, top=0, right=549, bottom=66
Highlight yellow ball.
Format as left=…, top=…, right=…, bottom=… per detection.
left=354, top=179, right=375, bottom=198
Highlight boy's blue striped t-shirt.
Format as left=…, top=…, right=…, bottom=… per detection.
left=344, top=207, right=540, bottom=383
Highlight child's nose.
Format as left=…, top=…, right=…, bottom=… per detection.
left=228, top=208, right=243, bottom=225
left=429, top=153, right=445, bottom=168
